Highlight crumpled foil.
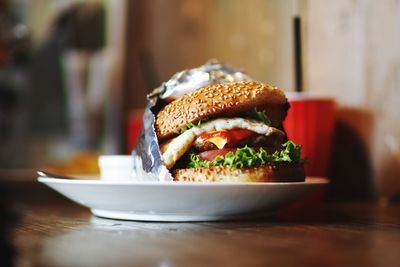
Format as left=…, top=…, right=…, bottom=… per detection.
left=133, top=60, right=252, bottom=182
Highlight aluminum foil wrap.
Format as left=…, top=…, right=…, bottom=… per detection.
left=133, top=60, right=252, bottom=181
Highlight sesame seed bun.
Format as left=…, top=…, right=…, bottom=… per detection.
left=172, top=163, right=305, bottom=182
left=155, top=81, right=289, bottom=140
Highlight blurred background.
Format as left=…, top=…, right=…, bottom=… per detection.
left=0, top=0, right=399, bottom=201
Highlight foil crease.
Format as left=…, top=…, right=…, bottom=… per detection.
left=134, top=60, right=252, bottom=181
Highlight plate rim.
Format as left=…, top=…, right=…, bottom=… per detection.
left=38, top=176, right=329, bottom=186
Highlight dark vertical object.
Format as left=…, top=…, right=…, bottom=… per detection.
left=124, top=0, right=148, bottom=111
left=123, top=0, right=149, bottom=151
left=293, top=16, right=303, bottom=92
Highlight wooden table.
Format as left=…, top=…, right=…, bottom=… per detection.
left=2, top=183, right=400, bottom=267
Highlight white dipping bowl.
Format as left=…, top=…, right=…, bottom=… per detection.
left=98, top=155, right=134, bottom=181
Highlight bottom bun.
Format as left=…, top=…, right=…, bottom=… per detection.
left=173, top=163, right=305, bottom=183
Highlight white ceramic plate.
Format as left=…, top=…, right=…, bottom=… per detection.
left=38, top=177, right=328, bottom=222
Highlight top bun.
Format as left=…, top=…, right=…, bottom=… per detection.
left=155, top=81, right=289, bottom=139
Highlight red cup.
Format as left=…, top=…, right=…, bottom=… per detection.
left=283, top=93, right=335, bottom=178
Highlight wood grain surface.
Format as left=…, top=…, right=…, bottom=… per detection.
left=2, top=189, right=400, bottom=267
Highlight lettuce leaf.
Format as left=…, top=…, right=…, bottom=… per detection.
left=188, top=140, right=304, bottom=168
left=244, top=108, right=272, bottom=126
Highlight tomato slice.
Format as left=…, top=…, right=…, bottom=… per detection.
left=228, top=129, right=258, bottom=143
left=195, top=129, right=258, bottom=149
left=199, top=148, right=237, bottom=161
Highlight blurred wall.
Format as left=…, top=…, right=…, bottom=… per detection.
left=304, top=0, right=400, bottom=199
left=146, top=0, right=294, bottom=88
left=125, top=0, right=296, bottom=109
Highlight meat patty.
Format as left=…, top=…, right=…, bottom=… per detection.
left=193, top=132, right=286, bottom=152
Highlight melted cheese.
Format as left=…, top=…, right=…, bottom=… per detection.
left=207, top=136, right=228, bottom=149
left=161, top=118, right=284, bottom=169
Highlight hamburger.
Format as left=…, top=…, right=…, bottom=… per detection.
left=155, top=81, right=305, bottom=182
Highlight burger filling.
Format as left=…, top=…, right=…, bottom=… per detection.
left=160, top=112, right=304, bottom=170
left=193, top=129, right=284, bottom=152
